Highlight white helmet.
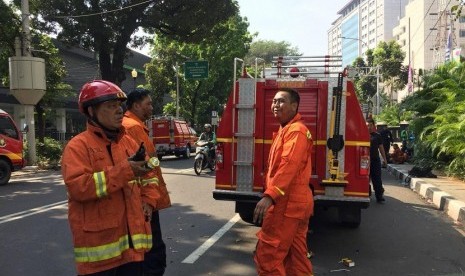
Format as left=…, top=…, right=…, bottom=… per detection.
left=204, top=124, right=212, bottom=129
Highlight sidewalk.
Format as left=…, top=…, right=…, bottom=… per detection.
left=10, top=166, right=51, bottom=178
left=387, top=163, right=465, bottom=228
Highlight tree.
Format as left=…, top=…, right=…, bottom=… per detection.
left=400, top=61, right=465, bottom=178
left=32, top=34, right=74, bottom=142
left=372, top=40, right=406, bottom=103
left=1, top=2, right=72, bottom=142
left=375, top=103, right=414, bottom=126
left=244, top=39, right=301, bottom=65
left=351, top=56, right=377, bottom=105
left=145, top=13, right=252, bottom=127
left=0, top=1, right=21, bottom=86
left=451, top=1, right=465, bottom=19
left=23, top=0, right=238, bottom=86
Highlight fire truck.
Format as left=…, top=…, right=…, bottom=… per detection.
left=213, top=56, right=370, bottom=227
left=0, top=109, right=25, bottom=185
left=147, top=116, right=198, bottom=160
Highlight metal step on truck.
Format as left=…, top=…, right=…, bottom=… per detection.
left=213, top=56, right=371, bottom=227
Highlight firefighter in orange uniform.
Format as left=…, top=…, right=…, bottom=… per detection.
left=61, top=80, right=160, bottom=276
left=122, top=88, right=171, bottom=276
left=254, top=88, right=314, bottom=276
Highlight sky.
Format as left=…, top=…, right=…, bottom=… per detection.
left=236, top=0, right=348, bottom=56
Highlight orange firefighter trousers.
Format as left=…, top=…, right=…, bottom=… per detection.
left=254, top=207, right=313, bottom=276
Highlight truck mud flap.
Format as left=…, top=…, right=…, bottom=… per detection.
left=213, top=189, right=262, bottom=202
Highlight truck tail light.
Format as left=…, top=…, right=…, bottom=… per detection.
left=216, top=143, right=224, bottom=169
left=359, top=146, right=370, bottom=176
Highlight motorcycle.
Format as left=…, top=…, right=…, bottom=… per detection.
left=194, top=140, right=215, bottom=175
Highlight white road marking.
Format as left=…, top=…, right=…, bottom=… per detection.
left=182, top=214, right=241, bottom=264
left=0, top=200, right=68, bottom=224
left=176, top=168, right=195, bottom=174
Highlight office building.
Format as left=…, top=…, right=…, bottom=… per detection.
left=328, top=0, right=407, bottom=67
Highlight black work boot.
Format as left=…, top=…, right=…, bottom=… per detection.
left=376, top=195, right=385, bottom=203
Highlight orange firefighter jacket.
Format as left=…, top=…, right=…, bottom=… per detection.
left=61, top=122, right=160, bottom=275
left=123, top=111, right=171, bottom=210
left=263, top=113, right=314, bottom=219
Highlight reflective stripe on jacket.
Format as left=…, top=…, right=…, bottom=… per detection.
left=123, top=111, right=171, bottom=210
left=264, top=113, right=314, bottom=217
left=61, top=122, right=159, bottom=275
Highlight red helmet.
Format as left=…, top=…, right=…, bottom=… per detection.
left=78, top=80, right=127, bottom=114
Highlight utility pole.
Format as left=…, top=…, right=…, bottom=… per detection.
left=173, top=62, right=180, bottom=118
left=9, top=0, right=46, bottom=165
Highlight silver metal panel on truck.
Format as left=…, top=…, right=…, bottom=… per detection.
left=236, top=78, right=255, bottom=192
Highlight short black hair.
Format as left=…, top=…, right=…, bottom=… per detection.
left=126, top=88, right=151, bottom=109
left=279, top=88, right=300, bottom=104
left=278, top=87, right=300, bottom=111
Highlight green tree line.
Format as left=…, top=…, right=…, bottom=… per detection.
left=401, top=61, right=465, bottom=179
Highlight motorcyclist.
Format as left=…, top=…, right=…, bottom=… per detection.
left=197, top=124, right=216, bottom=164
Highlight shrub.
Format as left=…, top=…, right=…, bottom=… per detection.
left=24, top=137, right=63, bottom=169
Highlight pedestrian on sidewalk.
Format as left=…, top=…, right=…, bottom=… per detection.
left=253, top=88, right=314, bottom=275
left=367, top=118, right=388, bottom=203
left=122, top=88, right=171, bottom=276
left=391, top=144, right=407, bottom=164
left=61, top=80, right=160, bottom=275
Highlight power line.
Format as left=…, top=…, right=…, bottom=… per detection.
left=52, top=0, right=154, bottom=19
left=410, top=0, right=436, bottom=41
left=411, top=0, right=454, bottom=64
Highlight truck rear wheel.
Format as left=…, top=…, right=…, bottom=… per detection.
left=183, top=145, right=191, bottom=159
left=0, top=159, right=12, bottom=186
left=338, top=206, right=361, bottom=228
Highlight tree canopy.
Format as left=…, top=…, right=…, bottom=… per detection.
left=22, top=0, right=239, bottom=86
left=1, top=2, right=72, bottom=141
left=351, top=40, right=406, bottom=112
left=145, top=13, right=252, bottom=128
left=0, top=1, right=21, bottom=86
left=244, top=39, right=301, bottom=65
left=400, top=61, right=465, bottom=178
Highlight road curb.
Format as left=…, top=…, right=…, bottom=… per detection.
left=387, top=164, right=465, bottom=227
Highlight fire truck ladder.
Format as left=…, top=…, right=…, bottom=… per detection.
left=322, top=72, right=348, bottom=187
left=232, top=59, right=256, bottom=192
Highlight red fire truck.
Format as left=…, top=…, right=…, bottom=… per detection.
left=213, top=56, right=370, bottom=227
left=0, top=109, right=25, bottom=185
left=147, top=116, right=198, bottom=160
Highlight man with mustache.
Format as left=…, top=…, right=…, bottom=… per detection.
left=62, top=80, right=160, bottom=276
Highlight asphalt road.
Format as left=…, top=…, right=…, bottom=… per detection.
left=1, top=156, right=464, bottom=276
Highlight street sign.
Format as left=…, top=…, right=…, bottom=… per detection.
left=212, top=111, right=217, bottom=117
left=184, top=61, right=209, bottom=80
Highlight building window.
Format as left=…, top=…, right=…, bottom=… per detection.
left=460, top=16, right=465, bottom=23
left=460, top=29, right=465, bottom=37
